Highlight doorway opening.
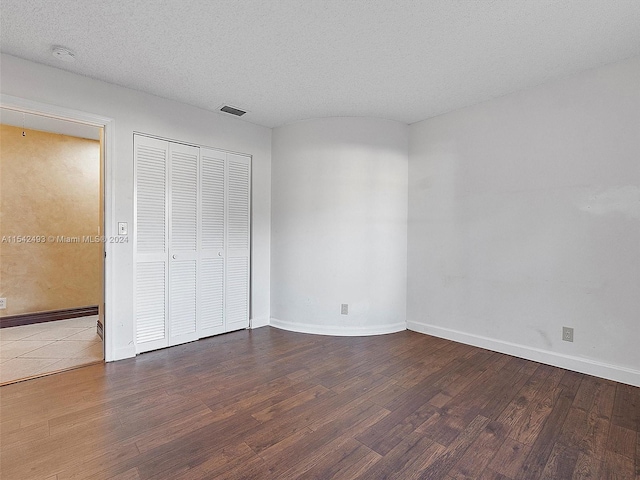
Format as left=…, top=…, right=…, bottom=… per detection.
left=0, top=108, right=105, bottom=384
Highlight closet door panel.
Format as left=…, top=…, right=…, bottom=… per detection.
left=170, top=147, right=198, bottom=252
left=134, top=136, right=169, bottom=353
left=136, top=143, right=167, bottom=254
left=227, top=156, right=250, bottom=251
left=200, top=258, right=224, bottom=333
left=201, top=149, right=225, bottom=252
left=134, top=137, right=251, bottom=353
left=168, top=143, right=199, bottom=345
left=199, top=148, right=226, bottom=337
left=135, top=262, right=166, bottom=346
left=225, top=153, right=251, bottom=331
left=225, top=257, right=249, bottom=330
left=169, top=260, right=197, bottom=337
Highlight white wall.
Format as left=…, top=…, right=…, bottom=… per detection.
left=0, top=54, right=272, bottom=361
left=4, top=51, right=638, bottom=386
left=408, top=56, right=640, bottom=386
left=271, top=117, right=408, bottom=335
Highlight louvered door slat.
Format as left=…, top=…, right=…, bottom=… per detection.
left=199, top=148, right=227, bottom=337
left=201, top=152, right=225, bottom=251
left=227, top=161, right=250, bottom=250
left=134, top=136, right=168, bottom=353
left=170, top=261, right=197, bottom=337
left=171, top=150, right=198, bottom=252
left=169, top=143, right=199, bottom=345
left=136, top=144, right=166, bottom=253
left=200, top=258, right=224, bottom=333
left=225, top=257, right=248, bottom=328
left=136, top=262, right=166, bottom=343
left=225, top=154, right=251, bottom=331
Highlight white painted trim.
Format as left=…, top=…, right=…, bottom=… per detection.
left=0, top=94, right=120, bottom=362
left=113, top=345, right=136, bottom=360
left=103, top=121, right=116, bottom=362
left=250, top=317, right=270, bottom=329
left=1, top=95, right=113, bottom=127
left=407, top=321, right=640, bottom=388
left=270, top=318, right=406, bottom=336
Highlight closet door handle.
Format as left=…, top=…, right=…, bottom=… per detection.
left=172, top=254, right=177, bottom=260
left=218, top=252, right=223, bottom=257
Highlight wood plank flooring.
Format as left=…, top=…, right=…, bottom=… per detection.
left=1, top=327, right=638, bottom=479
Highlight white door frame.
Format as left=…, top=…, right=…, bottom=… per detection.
left=0, top=94, right=117, bottom=361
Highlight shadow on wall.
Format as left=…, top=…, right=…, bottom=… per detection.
left=270, top=117, right=409, bottom=336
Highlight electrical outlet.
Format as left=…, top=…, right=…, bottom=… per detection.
left=0, top=298, right=6, bottom=309
left=341, top=304, right=348, bottom=315
left=562, top=326, right=574, bottom=342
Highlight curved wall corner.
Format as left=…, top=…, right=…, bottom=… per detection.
left=270, top=117, right=408, bottom=336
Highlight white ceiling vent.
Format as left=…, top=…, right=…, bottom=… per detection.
left=219, top=105, right=247, bottom=117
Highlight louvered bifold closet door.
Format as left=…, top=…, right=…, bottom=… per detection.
left=134, top=136, right=169, bottom=353
left=225, top=154, right=251, bottom=332
left=199, top=148, right=226, bottom=338
left=168, top=143, right=200, bottom=346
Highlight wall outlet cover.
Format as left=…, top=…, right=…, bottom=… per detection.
left=0, top=298, right=6, bottom=309
left=562, top=326, right=574, bottom=342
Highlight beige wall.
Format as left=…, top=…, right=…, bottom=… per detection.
left=0, top=124, right=101, bottom=316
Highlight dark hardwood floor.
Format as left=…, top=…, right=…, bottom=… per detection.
left=1, top=327, right=638, bottom=479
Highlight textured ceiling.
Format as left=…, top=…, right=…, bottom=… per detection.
left=1, top=0, right=639, bottom=128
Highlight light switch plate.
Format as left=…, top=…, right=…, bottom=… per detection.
left=118, top=222, right=128, bottom=235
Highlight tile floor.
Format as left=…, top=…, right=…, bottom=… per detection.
left=0, top=315, right=103, bottom=385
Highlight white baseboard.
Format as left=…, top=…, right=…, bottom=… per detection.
left=250, top=317, right=270, bottom=329
left=407, top=321, right=640, bottom=388
left=270, top=317, right=406, bottom=337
